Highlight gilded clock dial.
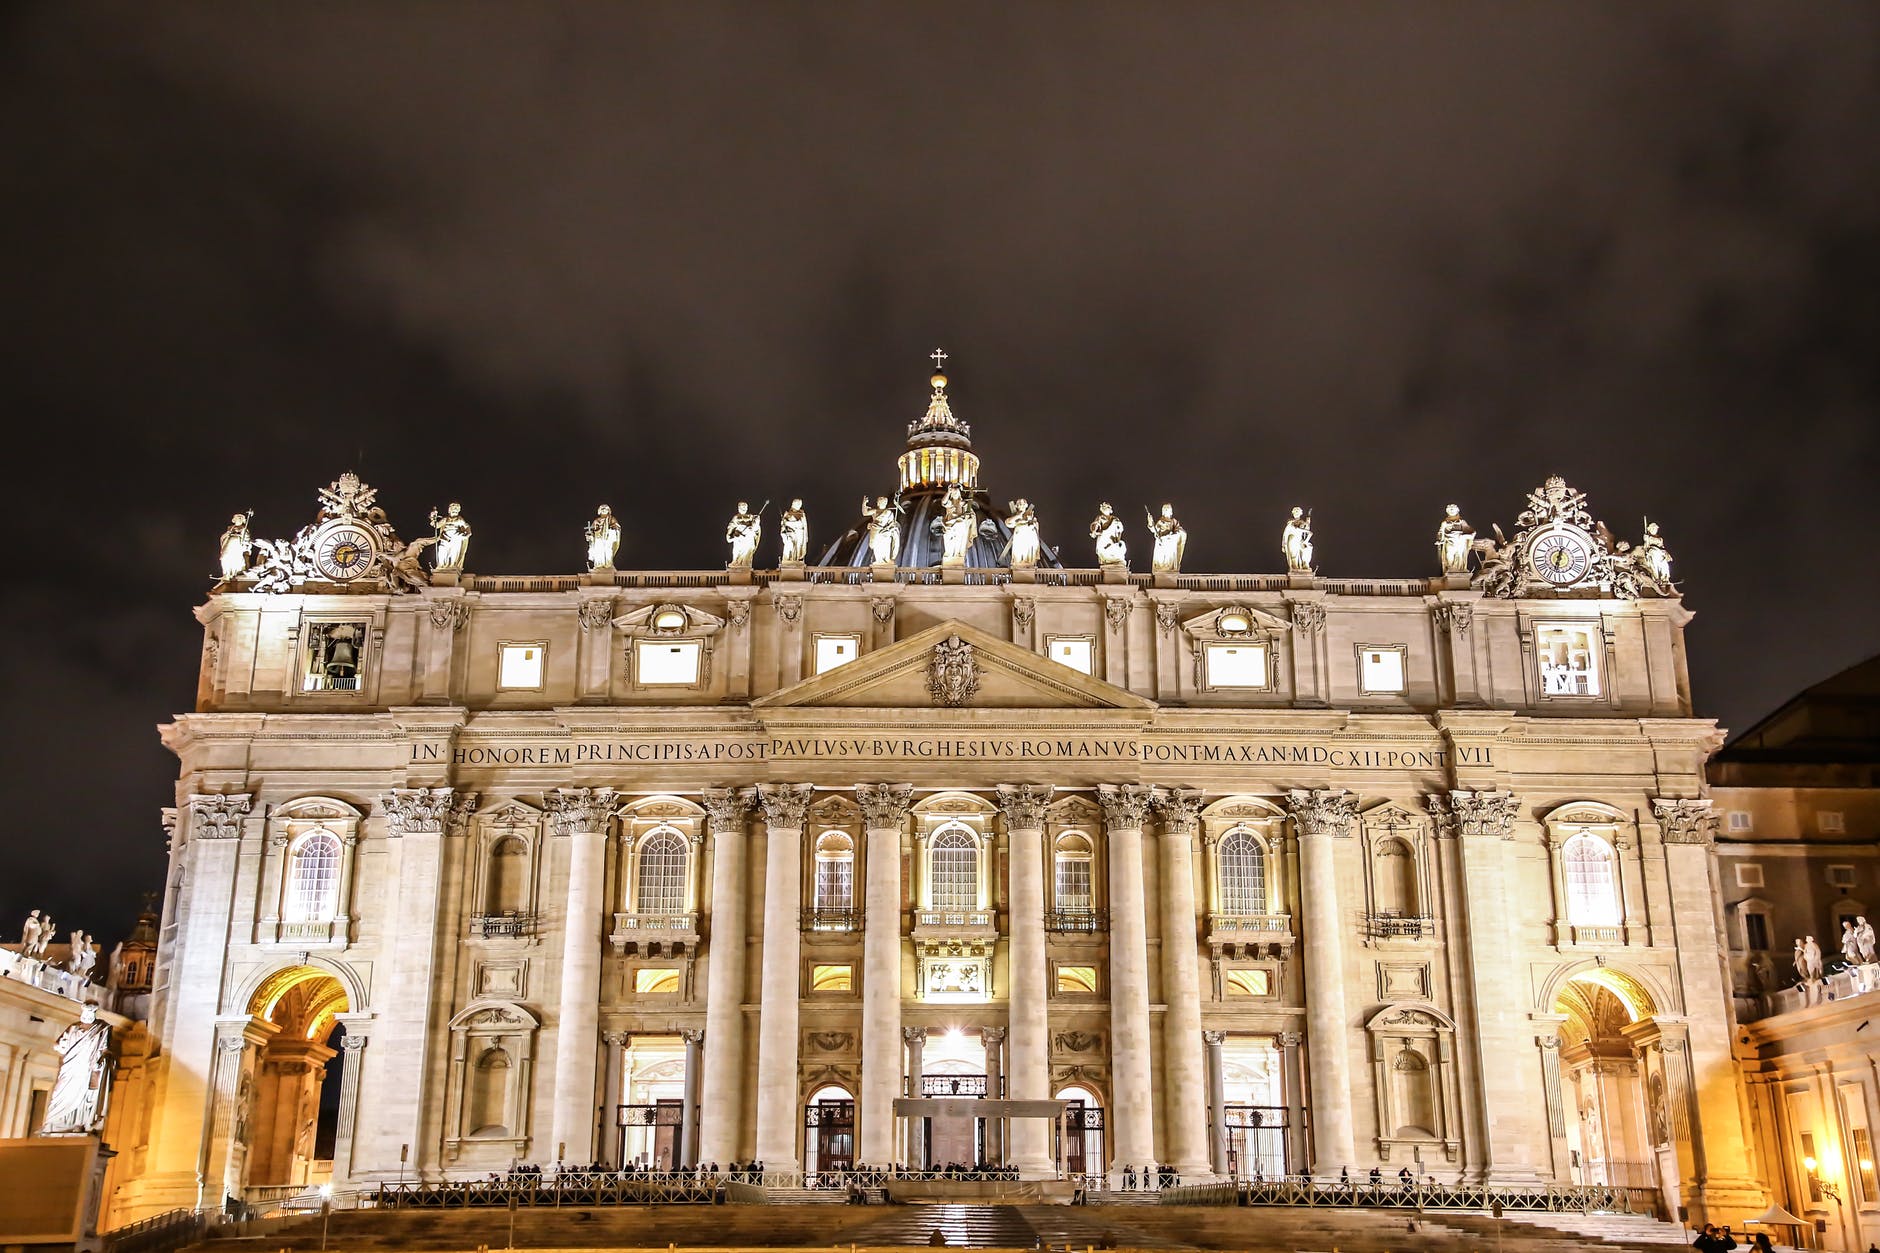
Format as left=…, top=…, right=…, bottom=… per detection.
left=1528, top=528, right=1591, bottom=585
left=313, top=523, right=377, bottom=581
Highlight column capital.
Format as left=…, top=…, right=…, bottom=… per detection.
left=545, top=786, right=616, bottom=837
left=902, top=1026, right=928, bottom=1046
left=187, top=792, right=253, bottom=841
left=1153, top=786, right=1204, bottom=835
left=1202, top=1029, right=1227, bottom=1047
left=757, top=783, right=815, bottom=830
left=681, top=1027, right=704, bottom=1045
left=981, top=1025, right=1006, bottom=1046
left=701, top=786, right=755, bottom=834
left=1283, top=788, right=1357, bottom=836
left=1652, top=797, right=1718, bottom=846
left=1096, top=783, right=1153, bottom=830
left=340, top=1033, right=369, bottom=1053
left=1277, top=1030, right=1304, bottom=1047
left=855, top=783, right=914, bottom=830
left=1427, top=789, right=1520, bottom=840
left=602, top=1030, right=630, bottom=1046
left=383, top=786, right=478, bottom=838
left=995, top=784, right=1053, bottom=830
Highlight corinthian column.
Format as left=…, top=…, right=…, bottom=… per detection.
left=996, top=784, right=1054, bottom=1177
left=1098, top=783, right=1155, bottom=1187
left=1154, top=787, right=1212, bottom=1178
left=1284, top=788, right=1357, bottom=1171
left=698, top=788, right=754, bottom=1165
left=856, top=783, right=913, bottom=1165
left=754, top=783, right=813, bottom=1168
left=546, top=786, right=615, bottom=1164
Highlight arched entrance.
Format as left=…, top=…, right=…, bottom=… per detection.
left=804, top=1086, right=855, bottom=1176
left=242, top=965, right=350, bottom=1189
left=1053, top=1086, right=1104, bottom=1183
left=1550, top=967, right=1680, bottom=1217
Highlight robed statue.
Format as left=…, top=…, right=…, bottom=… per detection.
left=939, top=484, right=976, bottom=565
left=779, top=498, right=809, bottom=565
left=725, top=501, right=763, bottom=569
left=1635, top=520, right=1673, bottom=586
left=865, top=494, right=903, bottom=566
left=585, top=505, right=621, bottom=571
left=217, top=512, right=254, bottom=580
left=1282, top=506, right=1314, bottom=573
left=1435, top=504, right=1474, bottom=574
left=429, top=502, right=472, bottom=571
left=1003, top=499, right=1041, bottom=567
left=1089, top=503, right=1127, bottom=568
left=1148, top=503, right=1187, bottom=574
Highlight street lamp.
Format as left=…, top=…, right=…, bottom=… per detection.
left=319, top=1183, right=333, bottom=1252
left=1804, top=1155, right=1843, bottom=1203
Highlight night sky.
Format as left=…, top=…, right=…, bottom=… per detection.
left=4, top=4, right=1877, bottom=947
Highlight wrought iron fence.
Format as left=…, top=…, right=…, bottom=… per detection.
left=1364, top=914, right=1436, bottom=940
left=470, top=911, right=534, bottom=939
left=375, top=1173, right=720, bottom=1208
left=800, top=907, right=863, bottom=932
left=919, top=1074, right=990, bottom=1097
left=103, top=1209, right=207, bottom=1253
left=1157, top=1177, right=1655, bottom=1214
left=1045, top=908, right=1107, bottom=933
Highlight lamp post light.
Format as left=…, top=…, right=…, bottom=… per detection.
left=319, top=1183, right=333, bottom=1252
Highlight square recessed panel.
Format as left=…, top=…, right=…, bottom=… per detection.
left=498, top=643, right=545, bottom=690
left=1359, top=647, right=1406, bottom=694
left=637, top=640, right=701, bottom=685
left=814, top=635, right=860, bottom=675
left=1205, top=643, right=1267, bottom=688
left=1047, top=637, right=1093, bottom=675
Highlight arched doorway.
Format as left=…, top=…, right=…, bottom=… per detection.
left=1053, top=1086, right=1104, bottom=1183
left=803, top=1086, right=854, bottom=1177
left=242, top=965, right=350, bottom=1189
left=1550, top=968, right=1678, bottom=1216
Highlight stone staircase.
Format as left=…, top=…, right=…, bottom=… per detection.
left=751, top=1185, right=850, bottom=1205
left=844, top=1202, right=1190, bottom=1249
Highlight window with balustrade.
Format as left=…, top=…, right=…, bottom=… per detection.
left=929, top=827, right=980, bottom=912
left=1217, top=829, right=1269, bottom=915
left=815, top=832, right=855, bottom=913
left=286, top=831, right=342, bottom=922
left=633, top=829, right=690, bottom=915
left=1054, top=833, right=1093, bottom=912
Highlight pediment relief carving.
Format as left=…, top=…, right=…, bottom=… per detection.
left=915, top=791, right=998, bottom=817
left=449, top=999, right=540, bottom=1031
left=483, top=800, right=542, bottom=828
left=809, top=795, right=862, bottom=824
left=1201, top=795, right=1287, bottom=821
left=273, top=796, right=364, bottom=822
left=1181, top=604, right=1288, bottom=644
left=1361, top=802, right=1425, bottom=829
left=613, top=603, right=725, bottom=638
left=1048, top=795, right=1101, bottom=822
left=623, top=795, right=706, bottom=820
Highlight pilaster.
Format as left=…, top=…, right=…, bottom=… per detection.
left=754, top=783, right=813, bottom=1168
left=1153, top=786, right=1212, bottom=1177
left=1284, top=787, right=1357, bottom=1171
left=856, top=783, right=913, bottom=1165
left=545, top=786, right=616, bottom=1165
left=698, top=787, right=754, bottom=1164
left=996, top=783, right=1054, bottom=1176
left=1098, top=783, right=1155, bottom=1186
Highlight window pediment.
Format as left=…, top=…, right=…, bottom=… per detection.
left=1181, top=604, right=1288, bottom=644
left=450, top=999, right=540, bottom=1031
left=613, top=603, right=725, bottom=638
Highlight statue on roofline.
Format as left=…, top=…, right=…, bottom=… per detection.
left=1148, top=503, right=1187, bottom=574
left=1089, top=502, right=1127, bottom=569
left=865, top=494, right=904, bottom=565
left=1435, top=504, right=1474, bottom=575
left=1003, top=499, right=1041, bottom=568
left=429, top=502, right=472, bottom=571
left=217, top=512, right=254, bottom=581
left=779, top=499, right=809, bottom=565
left=938, top=484, right=976, bottom=565
left=725, top=501, right=764, bottom=569
left=585, top=505, right=621, bottom=571
left=1282, top=506, right=1314, bottom=573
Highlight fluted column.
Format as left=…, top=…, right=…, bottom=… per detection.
left=1153, top=787, right=1212, bottom=1178
left=681, top=1028, right=704, bottom=1168
left=857, top=783, right=913, bottom=1165
left=1099, top=784, right=1155, bottom=1186
left=547, top=787, right=615, bottom=1164
left=996, top=783, right=1054, bottom=1177
left=903, top=1027, right=927, bottom=1168
left=1203, top=1030, right=1228, bottom=1177
left=754, top=783, right=813, bottom=1168
left=1284, top=788, right=1357, bottom=1171
left=983, top=1026, right=1007, bottom=1164
left=698, top=787, right=754, bottom=1164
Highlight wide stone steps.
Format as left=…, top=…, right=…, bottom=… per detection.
left=844, top=1202, right=1190, bottom=1249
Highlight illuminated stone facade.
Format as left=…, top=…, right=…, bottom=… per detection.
left=128, top=366, right=1763, bottom=1225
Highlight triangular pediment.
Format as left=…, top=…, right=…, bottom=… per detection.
left=753, top=620, right=1157, bottom=713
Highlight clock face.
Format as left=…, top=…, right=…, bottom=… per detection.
left=1527, top=525, right=1593, bottom=586
left=312, top=522, right=378, bottom=582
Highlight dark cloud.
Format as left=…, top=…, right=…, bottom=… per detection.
left=4, top=2, right=1877, bottom=943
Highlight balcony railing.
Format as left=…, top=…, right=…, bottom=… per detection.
left=612, top=911, right=697, bottom=933
left=801, top=907, right=862, bottom=933
left=1045, top=908, right=1107, bottom=934
left=470, top=911, right=535, bottom=939
left=608, top=911, right=699, bottom=954
left=919, top=1074, right=990, bottom=1097
left=1208, top=913, right=1292, bottom=934
left=915, top=909, right=995, bottom=929
left=1364, top=914, right=1436, bottom=941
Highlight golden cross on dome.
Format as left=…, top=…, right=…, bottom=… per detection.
left=930, top=348, right=948, bottom=370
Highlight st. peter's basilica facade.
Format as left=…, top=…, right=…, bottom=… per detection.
left=121, top=360, right=1760, bottom=1226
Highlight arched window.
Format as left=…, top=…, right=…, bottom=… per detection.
left=1218, top=830, right=1267, bottom=915
left=286, top=831, right=342, bottom=922
left=814, top=832, right=855, bottom=913
left=634, top=830, right=689, bottom=915
left=1373, top=838, right=1418, bottom=917
left=1562, top=833, right=1620, bottom=925
left=930, top=828, right=979, bottom=912
left=468, top=1045, right=512, bottom=1136
left=485, top=836, right=528, bottom=915
left=1054, top=834, right=1094, bottom=914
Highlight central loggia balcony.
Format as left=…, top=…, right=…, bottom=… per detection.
left=608, top=911, right=699, bottom=956
left=1207, top=912, right=1294, bottom=958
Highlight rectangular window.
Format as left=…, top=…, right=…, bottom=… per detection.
left=1045, top=636, right=1093, bottom=675
left=1821, top=811, right=1848, bottom=834
left=1802, top=1131, right=1824, bottom=1202
left=1744, top=912, right=1770, bottom=952
left=301, top=621, right=370, bottom=693
left=814, top=634, right=860, bottom=675
left=1225, top=969, right=1271, bottom=997
left=1205, top=642, right=1268, bottom=689
left=1853, top=1126, right=1879, bottom=1203
left=636, top=640, right=702, bottom=685
left=497, top=642, right=546, bottom=690
left=634, top=968, right=681, bottom=994
left=1734, top=863, right=1764, bottom=889
left=1056, top=965, right=1098, bottom=995
left=1055, top=858, right=1093, bottom=913
left=1358, top=646, right=1407, bottom=694
left=811, top=964, right=853, bottom=993
left=1534, top=622, right=1601, bottom=697
left=1829, top=864, right=1858, bottom=888
left=1727, top=811, right=1754, bottom=833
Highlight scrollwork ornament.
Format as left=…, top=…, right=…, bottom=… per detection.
left=1155, top=602, right=1180, bottom=637
left=1427, top=789, right=1520, bottom=840
left=871, top=596, right=897, bottom=625
left=577, top=599, right=615, bottom=632
left=1097, top=783, right=1153, bottom=830
left=995, top=784, right=1054, bottom=830
left=1153, top=786, right=1204, bottom=835
left=1011, top=598, right=1035, bottom=632
left=701, top=787, right=753, bottom=833
left=725, top=598, right=751, bottom=629
left=757, top=783, right=815, bottom=830
left=429, top=600, right=472, bottom=632
left=981, top=1025, right=1006, bottom=1047
left=1432, top=601, right=1474, bottom=635
left=855, top=783, right=914, bottom=831
left=901, top=1026, right=927, bottom=1047
left=188, top=793, right=253, bottom=841
left=1291, top=601, right=1325, bottom=634
left=1652, top=797, right=1718, bottom=846
left=1277, top=1030, right=1304, bottom=1047
left=1103, top=597, right=1130, bottom=635
left=928, top=634, right=979, bottom=706
left=774, top=594, right=803, bottom=624
left=1283, top=788, right=1358, bottom=837
left=544, top=786, right=618, bottom=837
left=383, top=787, right=479, bottom=838
left=1055, top=1030, right=1102, bottom=1052
left=1202, top=1029, right=1227, bottom=1047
